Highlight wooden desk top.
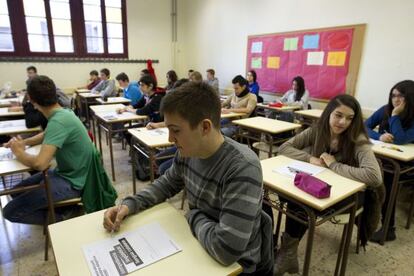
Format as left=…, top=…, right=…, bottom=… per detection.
left=294, top=109, right=324, bottom=119
left=0, top=97, right=23, bottom=108
left=90, top=104, right=125, bottom=113
left=79, top=93, right=101, bottom=99
left=49, top=202, right=242, bottom=276
left=0, top=107, right=24, bottom=117
left=75, top=89, right=91, bottom=94
left=232, top=117, right=302, bottom=134
left=128, top=127, right=173, bottom=148
left=257, top=103, right=302, bottom=111
left=94, top=111, right=147, bottom=124
left=96, top=97, right=131, bottom=105
left=220, top=112, right=246, bottom=119
left=261, top=155, right=366, bottom=211
left=0, top=145, right=41, bottom=176
left=371, top=141, right=414, bottom=162
left=0, top=119, right=42, bottom=136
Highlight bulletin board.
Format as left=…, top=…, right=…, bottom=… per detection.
left=246, top=24, right=366, bottom=101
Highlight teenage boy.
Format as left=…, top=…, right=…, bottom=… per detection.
left=91, top=68, right=117, bottom=99
left=3, top=76, right=115, bottom=224
left=205, top=68, right=219, bottom=95
left=103, top=82, right=273, bottom=275
left=115, top=72, right=144, bottom=108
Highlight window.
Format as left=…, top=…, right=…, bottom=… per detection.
left=0, top=0, right=14, bottom=52
left=1, top=0, right=127, bottom=58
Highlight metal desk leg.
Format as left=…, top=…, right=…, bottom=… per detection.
left=381, top=158, right=400, bottom=245
left=302, top=207, right=316, bottom=276
left=108, top=124, right=116, bottom=182
left=98, top=120, right=103, bottom=162
left=131, top=138, right=137, bottom=194
left=91, top=112, right=97, bottom=146
left=338, top=193, right=358, bottom=276
left=149, top=148, right=155, bottom=184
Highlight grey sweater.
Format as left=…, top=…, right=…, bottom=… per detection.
left=91, top=79, right=117, bottom=98
left=278, top=127, right=383, bottom=188
left=123, top=137, right=266, bottom=273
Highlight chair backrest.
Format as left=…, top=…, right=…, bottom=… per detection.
left=308, top=103, right=312, bottom=110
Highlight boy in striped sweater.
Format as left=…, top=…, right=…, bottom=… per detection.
left=103, top=82, right=272, bottom=275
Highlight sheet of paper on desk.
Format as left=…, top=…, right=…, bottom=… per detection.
left=0, top=147, right=14, bottom=161
left=369, top=138, right=384, bottom=145
left=273, top=160, right=326, bottom=178
left=82, top=222, right=181, bottom=276
left=146, top=129, right=167, bottom=136
left=0, top=120, right=26, bottom=128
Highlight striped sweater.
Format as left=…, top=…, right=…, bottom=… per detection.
left=123, top=137, right=264, bottom=273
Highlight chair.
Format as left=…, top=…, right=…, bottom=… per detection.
left=0, top=170, right=56, bottom=261
left=44, top=197, right=83, bottom=261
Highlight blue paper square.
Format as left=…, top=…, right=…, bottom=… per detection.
left=303, top=34, right=319, bottom=49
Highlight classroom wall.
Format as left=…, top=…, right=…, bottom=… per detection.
left=0, top=0, right=173, bottom=91
left=177, top=0, right=414, bottom=112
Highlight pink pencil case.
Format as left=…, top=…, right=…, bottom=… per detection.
left=294, top=173, right=331, bottom=199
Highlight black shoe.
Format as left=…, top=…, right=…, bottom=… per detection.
left=370, top=227, right=396, bottom=243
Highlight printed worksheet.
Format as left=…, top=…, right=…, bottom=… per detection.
left=82, top=223, right=181, bottom=276
left=273, top=160, right=326, bottom=178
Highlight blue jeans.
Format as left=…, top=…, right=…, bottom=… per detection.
left=155, top=147, right=177, bottom=175
left=220, top=118, right=238, bottom=138
left=3, top=169, right=81, bottom=225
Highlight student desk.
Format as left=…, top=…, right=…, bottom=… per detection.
left=96, top=97, right=131, bottom=105
left=92, top=108, right=147, bottom=182
left=0, top=119, right=42, bottom=136
left=257, top=103, right=302, bottom=112
left=75, top=89, right=90, bottom=94
left=0, top=107, right=24, bottom=119
left=0, top=97, right=23, bottom=108
left=261, top=155, right=365, bottom=276
left=128, top=128, right=174, bottom=192
left=294, top=109, right=323, bottom=126
left=371, top=142, right=414, bottom=243
left=232, top=117, right=302, bottom=158
left=220, top=112, right=246, bottom=119
left=78, top=93, right=102, bottom=127
left=49, top=202, right=242, bottom=276
left=89, top=104, right=127, bottom=146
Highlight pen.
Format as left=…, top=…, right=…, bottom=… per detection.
left=111, top=200, right=124, bottom=237
left=287, top=166, right=308, bottom=175
left=381, top=145, right=403, bottom=152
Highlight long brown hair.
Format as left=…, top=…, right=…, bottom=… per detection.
left=312, top=94, right=369, bottom=166
left=381, top=80, right=414, bottom=131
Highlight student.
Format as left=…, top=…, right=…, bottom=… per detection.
left=91, top=68, right=117, bottom=99
left=25, top=65, right=38, bottom=87
left=279, top=76, right=309, bottom=110
left=79, top=70, right=101, bottom=90
left=365, top=80, right=414, bottom=243
left=118, top=75, right=164, bottom=123
left=9, top=68, right=70, bottom=129
left=115, top=72, right=144, bottom=107
left=189, top=71, right=203, bottom=83
left=247, top=70, right=260, bottom=98
left=140, top=69, right=150, bottom=78
left=205, top=69, right=219, bottom=95
left=275, top=94, right=383, bottom=275
left=103, top=82, right=273, bottom=275
left=147, top=78, right=189, bottom=175
left=221, top=75, right=257, bottom=137
left=3, top=76, right=116, bottom=224
left=188, top=69, right=194, bottom=78
left=165, top=70, right=178, bottom=92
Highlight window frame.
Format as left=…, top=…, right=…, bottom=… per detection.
left=0, top=0, right=128, bottom=58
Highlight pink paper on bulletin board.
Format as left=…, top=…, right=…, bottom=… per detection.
left=247, top=28, right=355, bottom=100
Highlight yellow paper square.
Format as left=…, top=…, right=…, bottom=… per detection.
left=327, top=51, right=347, bottom=66
left=267, top=56, right=280, bottom=69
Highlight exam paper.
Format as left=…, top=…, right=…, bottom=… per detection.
left=273, top=160, right=326, bottom=178
left=83, top=223, right=181, bottom=276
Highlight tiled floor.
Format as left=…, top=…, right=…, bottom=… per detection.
left=1, top=134, right=414, bottom=276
